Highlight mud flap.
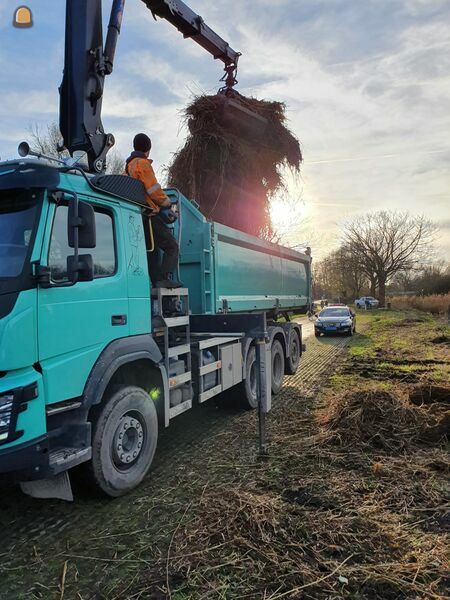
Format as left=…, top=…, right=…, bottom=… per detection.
left=20, top=471, right=73, bottom=502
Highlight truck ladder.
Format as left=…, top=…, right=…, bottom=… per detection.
left=151, top=288, right=193, bottom=420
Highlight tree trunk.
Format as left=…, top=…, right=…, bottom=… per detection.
left=378, top=277, right=386, bottom=308
left=370, top=276, right=377, bottom=297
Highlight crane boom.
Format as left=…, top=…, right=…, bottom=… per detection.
left=59, top=0, right=241, bottom=173
left=141, top=0, right=240, bottom=88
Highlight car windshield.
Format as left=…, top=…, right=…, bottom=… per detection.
left=319, top=308, right=350, bottom=317
left=0, top=190, right=40, bottom=279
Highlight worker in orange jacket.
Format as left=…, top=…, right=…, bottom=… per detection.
left=125, top=133, right=181, bottom=288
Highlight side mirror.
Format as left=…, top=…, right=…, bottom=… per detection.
left=67, top=254, right=94, bottom=283
left=68, top=198, right=96, bottom=249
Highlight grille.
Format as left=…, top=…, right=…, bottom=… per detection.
left=0, top=393, right=14, bottom=441
left=0, top=383, right=38, bottom=446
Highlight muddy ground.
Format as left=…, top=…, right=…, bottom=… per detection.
left=0, top=310, right=448, bottom=600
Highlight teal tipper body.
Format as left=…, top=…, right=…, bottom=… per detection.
left=174, top=190, right=311, bottom=314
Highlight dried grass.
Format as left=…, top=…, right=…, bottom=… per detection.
left=390, top=293, right=450, bottom=314
left=167, top=94, right=301, bottom=237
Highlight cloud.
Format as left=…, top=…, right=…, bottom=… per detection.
left=0, top=0, right=448, bottom=261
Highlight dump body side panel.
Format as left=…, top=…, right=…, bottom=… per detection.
left=177, top=192, right=311, bottom=315
left=212, top=222, right=310, bottom=313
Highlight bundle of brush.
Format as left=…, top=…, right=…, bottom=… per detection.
left=167, top=94, right=302, bottom=238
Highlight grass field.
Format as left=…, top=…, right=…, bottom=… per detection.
left=1, top=310, right=448, bottom=599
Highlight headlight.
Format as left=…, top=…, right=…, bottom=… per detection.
left=0, top=393, right=14, bottom=442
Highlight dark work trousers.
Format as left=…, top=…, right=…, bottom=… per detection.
left=148, top=214, right=179, bottom=284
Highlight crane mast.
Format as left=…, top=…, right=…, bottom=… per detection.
left=59, top=0, right=241, bottom=173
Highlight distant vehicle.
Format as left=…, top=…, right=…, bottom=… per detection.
left=315, top=306, right=356, bottom=337
left=355, top=296, right=379, bottom=309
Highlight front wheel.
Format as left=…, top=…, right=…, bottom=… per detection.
left=88, top=385, right=158, bottom=497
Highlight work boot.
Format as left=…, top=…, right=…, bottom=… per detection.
left=156, top=279, right=183, bottom=289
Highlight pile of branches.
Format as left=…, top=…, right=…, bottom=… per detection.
left=318, top=388, right=449, bottom=451
left=167, top=94, right=301, bottom=238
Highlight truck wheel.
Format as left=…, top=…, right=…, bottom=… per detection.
left=285, top=329, right=301, bottom=375
left=237, top=346, right=258, bottom=410
left=271, top=339, right=285, bottom=395
left=88, top=385, right=158, bottom=497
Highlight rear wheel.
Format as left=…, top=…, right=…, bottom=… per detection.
left=236, top=346, right=258, bottom=410
left=285, top=329, right=301, bottom=375
left=271, top=339, right=285, bottom=395
left=88, top=385, right=158, bottom=497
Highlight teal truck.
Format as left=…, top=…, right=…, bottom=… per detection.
left=0, top=161, right=311, bottom=499
left=0, top=0, right=312, bottom=499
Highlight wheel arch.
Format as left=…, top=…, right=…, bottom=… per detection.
left=82, top=335, right=169, bottom=426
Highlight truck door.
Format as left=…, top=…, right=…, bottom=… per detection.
left=37, top=197, right=129, bottom=405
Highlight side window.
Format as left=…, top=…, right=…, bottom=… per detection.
left=49, top=204, right=116, bottom=282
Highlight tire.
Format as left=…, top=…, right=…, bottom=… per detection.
left=285, top=329, right=301, bottom=375
left=237, top=345, right=258, bottom=410
left=271, top=339, right=285, bottom=395
left=88, top=385, right=158, bottom=497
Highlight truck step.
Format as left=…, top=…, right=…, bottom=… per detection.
left=169, top=399, right=192, bottom=420
left=151, top=287, right=189, bottom=297
left=49, top=447, right=91, bottom=474
left=165, top=316, right=189, bottom=328
left=169, top=371, right=192, bottom=389
left=168, top=344, right=191, bottom=358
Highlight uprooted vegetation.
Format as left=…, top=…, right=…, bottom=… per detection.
left=318, top=387, right=449, bottom=450
left=167, top=94, right=301, bottom=238
left=2, top=310, right=449, bottom=599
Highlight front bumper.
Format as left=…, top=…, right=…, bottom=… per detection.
left=315, top=325, right=352, bottom=334
left=0, top=434, right=50, bottom=481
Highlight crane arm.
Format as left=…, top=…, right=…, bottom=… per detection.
left=141, top=0, right=241, bottom=89
left=59, top=0, right=241, bottom=173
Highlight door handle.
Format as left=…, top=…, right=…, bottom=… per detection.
left=111, top=314, right=127, bottom=326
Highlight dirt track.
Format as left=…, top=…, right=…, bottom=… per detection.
left=0, top=319, right=351, bottom=598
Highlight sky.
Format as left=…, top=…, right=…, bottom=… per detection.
left=0, top=0, right=449, bottom=260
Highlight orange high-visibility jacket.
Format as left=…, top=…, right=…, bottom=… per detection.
left=125, top=157, right=168, bottom=212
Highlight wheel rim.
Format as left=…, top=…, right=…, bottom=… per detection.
left=111, top=410, right=146, bottom=471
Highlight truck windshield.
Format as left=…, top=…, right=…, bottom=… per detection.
left=0, top=190, right=41, bottom=279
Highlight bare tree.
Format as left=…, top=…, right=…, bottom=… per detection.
left=29, top=123, right=68, bottom=160
left=343, top=211, right=436, bottom=307
left=313, top=244, right=367, bottom=302
left=28, top=122, right=125, bottom=174
left=106, top=150, right=125, bottom=175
